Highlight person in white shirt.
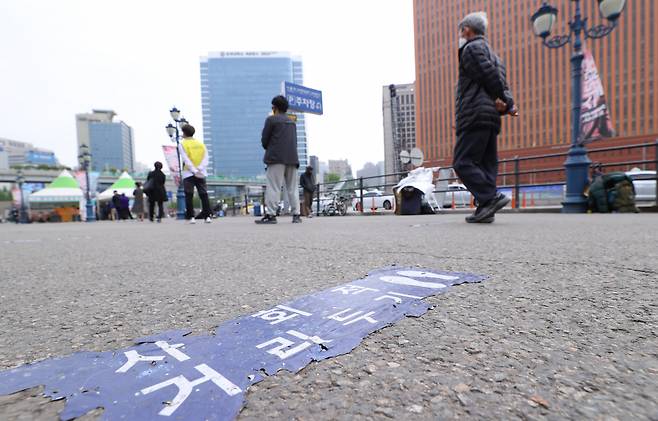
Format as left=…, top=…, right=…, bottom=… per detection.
left=178, top=124, right=211, bottom=223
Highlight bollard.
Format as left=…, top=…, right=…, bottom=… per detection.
left=469, top=195, right=475, bottom=209
left=521, top=191, right=527, bottom=208
left=451, top=191, right=456, bottom=209
left=514, top=157, right=520, bottom=209
left=530, top=192, right=536, bottom=207
left=655, top=140, right=658, bottom=206
left=359, top=177, right=364, bottom=215
left=371, top=196, right=376, bottom=214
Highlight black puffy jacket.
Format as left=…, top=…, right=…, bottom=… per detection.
left=261, top=114, right=299, bottom=167
left=455, top=36, right=514, bottom=136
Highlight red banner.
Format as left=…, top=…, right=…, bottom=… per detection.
left=580, top=48, right=615, bottom=143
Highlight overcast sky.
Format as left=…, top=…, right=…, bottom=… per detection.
left=0, top=0, right=415, bottom=174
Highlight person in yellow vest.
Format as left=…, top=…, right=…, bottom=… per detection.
left=178, top=124, right=211, bottom=224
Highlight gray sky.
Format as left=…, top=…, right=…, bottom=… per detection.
left=0, top=0, right=415, bottom=174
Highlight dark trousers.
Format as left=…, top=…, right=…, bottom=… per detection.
left=453, top=128, right=498, bottom=205
left=183, top=176, right=211, bottom=219
left=148, top=199, right=164, bottom=220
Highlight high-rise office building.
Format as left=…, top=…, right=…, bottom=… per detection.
left=0, top=137, right=58, bottom=167
left=76, top=110, right=135, bottom=172
left=414, top=0, right=657, bottom=166
left=383, top=83, right=416, bottom=176
left=200, top=51, right=308, bottom=178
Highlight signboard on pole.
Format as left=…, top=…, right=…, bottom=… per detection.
left=282, top=82, right=323, bottom=115
left=580, top=48, right=615, bottom=143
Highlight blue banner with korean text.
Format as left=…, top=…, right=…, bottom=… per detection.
left=0, top=267, right=485, bottom=420
left=283, top=81, right=323, bottom=115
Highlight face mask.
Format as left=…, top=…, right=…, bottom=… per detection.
left=459, top=37, right=467, bottom=49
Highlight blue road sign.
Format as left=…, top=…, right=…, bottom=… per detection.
left=0, top=267, right=485, bottom=420
left=283, top=81, right=323, bottom=115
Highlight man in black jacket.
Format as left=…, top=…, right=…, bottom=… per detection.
left=299, top=165, right=316, bottom=217
left=257, top=95, right=301, bottom=224
left=454, top=12, right=518, bottom=223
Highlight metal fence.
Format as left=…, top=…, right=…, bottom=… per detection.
left=311, top=140, right=658, bottom=215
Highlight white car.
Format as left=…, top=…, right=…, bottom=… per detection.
left=626, top=169, right=656, bottom=203
left=353, top=189, right=395, bottom=211
left=438, top=183, right=473, bottom=208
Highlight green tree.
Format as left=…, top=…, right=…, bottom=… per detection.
left=0, top=187, right=12, bottom=202
left=324, top=172, right=341, bottom=183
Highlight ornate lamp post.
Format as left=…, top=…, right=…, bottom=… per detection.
left=78, top=144, right=96, bottom=222
left=531, top=0, right=626, bottom=213
left=166, top=107, right=187, bottom=220
left=16, top=169, right=28, bottom=224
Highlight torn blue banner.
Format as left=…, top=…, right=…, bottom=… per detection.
left=0, top=267, right=486, bottom=420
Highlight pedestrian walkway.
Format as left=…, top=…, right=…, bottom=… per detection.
left=0, top=214, right=656, bottom=419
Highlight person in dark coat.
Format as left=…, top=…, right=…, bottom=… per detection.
left=118, top=193, right=131, bottom=220
left=110, top=191, right=121, bottom=221
left=132, top=182, right=145, bottom=222
left=453, top=12, right=518, bottom=223
left=145, top=161, right=167, bottom=222
left=256, top=95, right=301, bottom=224
left=299, top=165, right=316, bottom=217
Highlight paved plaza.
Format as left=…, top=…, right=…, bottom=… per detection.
left=0, top=213, right=657, bottom=420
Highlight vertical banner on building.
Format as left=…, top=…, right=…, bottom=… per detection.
left=162, top=145, right=180, bottom=186
left=580, top=48, right=615, bottom=143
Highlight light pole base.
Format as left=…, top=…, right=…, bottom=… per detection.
left=561, top=143, right=591, bottom=213
left=86, top=201, right=96, bottom=222
left=176, top=187, right=186, bottom=220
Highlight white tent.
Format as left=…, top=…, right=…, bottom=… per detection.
left=29, top=170, right=84, bottom=203
left=98, top=172, right=136, bottom=201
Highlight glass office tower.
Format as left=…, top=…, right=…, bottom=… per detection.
left=200, top=52, right=308, bottom=178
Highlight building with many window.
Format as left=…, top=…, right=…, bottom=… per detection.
left=76, top=110, right=135, bottom=172
left=200, top=51, right=308, bottom=178
left=414, top=0, right=658, bottom=173
left=328, top=159, right=353, bottom=178
left=0, top=137, right=58, bottom=167
left=383, top=83, right=416, bottom=176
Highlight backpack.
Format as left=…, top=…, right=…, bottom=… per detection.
left=587, top=172, right=639, bottom=213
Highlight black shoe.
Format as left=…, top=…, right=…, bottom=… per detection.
left=465, top=214, right=495, bottom=223
left=255, top=214, right=277, bottom=224
left=470, top=193, right=510, bottom=222
left=292, top=215, right=302, bottom=223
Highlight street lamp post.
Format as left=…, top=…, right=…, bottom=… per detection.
left=16, top=170, right=28, bottom=224
left=78, top=144, right=96, bottom=222
left=531, top=0, right=626, bottom=213
left=167, top=107, right=187, bottom=220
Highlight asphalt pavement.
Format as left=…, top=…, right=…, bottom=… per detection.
left=0, top=213, right=656, bottom=420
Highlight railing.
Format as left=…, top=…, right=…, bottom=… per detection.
left=311, top=140, right=658, bottom=215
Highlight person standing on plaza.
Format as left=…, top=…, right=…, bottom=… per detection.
left=453, top=12, right=518, bottom=223
left=111, top=191, right=121, bottom=221
left=299, top=165, right=316, bottom=217
left=257, top=95, right=301, bottom=224
left=118, top=193, right=131, bottom=220
left=132, top=182, right=145, bottom=222
left=145, top=161, right=167, bottom=223
left=178, top=124, right=211, bottom=224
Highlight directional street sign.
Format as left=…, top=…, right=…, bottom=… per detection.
left=283, top=82, right=323, bottom=115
